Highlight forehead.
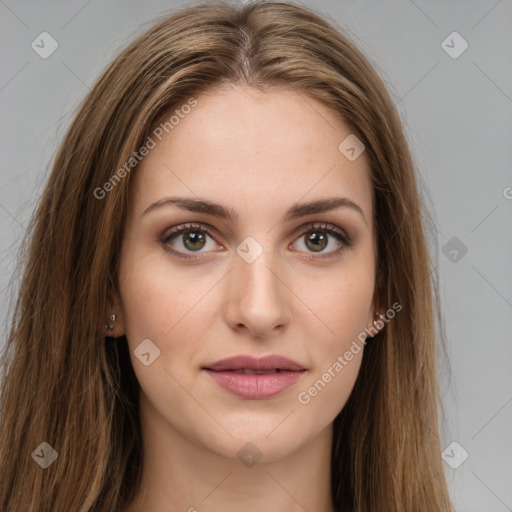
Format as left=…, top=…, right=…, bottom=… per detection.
left=131, top=85, right=373, bottom=226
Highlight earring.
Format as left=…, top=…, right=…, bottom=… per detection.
left=105, top=314, right=117, bottom=337
left=373, top=312, right=385, bottom=331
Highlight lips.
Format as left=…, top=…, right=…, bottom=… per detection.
left=203, top=354, right=305, bottom=372
left=202, top=355, right=306, bottom=399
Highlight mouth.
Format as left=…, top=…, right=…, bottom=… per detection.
left=202, top=354, right=307, bottom=399
left=203, top=354, right=306, bottom=372
left=216, top=368, right=284, bottom=374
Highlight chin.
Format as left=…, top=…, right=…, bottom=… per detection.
left=201, top=420, right=309, bottom=464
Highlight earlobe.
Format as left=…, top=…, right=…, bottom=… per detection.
left=105, top=311, right=126, bottom=338
left=105, top=313, right=118, bottom=337
left=105, top=291, right=126, bottom=338
left=372, top=312, right=386, bottom=333
left=367, top=303, right=385, bottom=336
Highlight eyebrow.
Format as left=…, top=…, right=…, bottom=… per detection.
left=141, top=196, right=366, bottom=225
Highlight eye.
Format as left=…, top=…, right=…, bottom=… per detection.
left=160, top=222, right=354, bottom=261
left=291, top=222, right=353, bottom=259
left=160, top=223, right=220, bottom=260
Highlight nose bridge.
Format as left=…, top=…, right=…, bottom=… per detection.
left=225, top=235, right=289, bottom=336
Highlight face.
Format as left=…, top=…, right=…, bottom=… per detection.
left=114, top=85, right=379, bottom=462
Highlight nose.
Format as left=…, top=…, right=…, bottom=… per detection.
left=223, top=248, right=290, bottom=339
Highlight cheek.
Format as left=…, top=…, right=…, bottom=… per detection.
left=118, top=251, right=220, bottom=376
left=118, top=256, right=201, bottom=408
left=294, top=265, right=373, bottom=414
left=297, top=337, right=364, bottom=421
left=299, top=262, right=375, bottom=344
left=119, top=249, right=205, bottom=338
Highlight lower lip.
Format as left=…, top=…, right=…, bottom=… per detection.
left=203, top=369, right=306, bottom=399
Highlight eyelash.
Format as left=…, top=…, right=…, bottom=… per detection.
left=160, top=222, right=354, bottom=261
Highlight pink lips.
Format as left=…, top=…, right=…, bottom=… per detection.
left=202, top=355, right=307, bottom=399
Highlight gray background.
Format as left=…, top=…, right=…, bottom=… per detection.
left=1, top=0, right=511, bottom=510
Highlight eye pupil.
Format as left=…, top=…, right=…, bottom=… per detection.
left=183, top=231, right=206, bottom=251
left=305, top=231, right=327, bottom=252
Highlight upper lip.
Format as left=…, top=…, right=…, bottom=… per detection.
left=203, top=355, right=306, bottom=371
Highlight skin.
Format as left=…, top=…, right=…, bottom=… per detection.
left=112, top=84, right=382, bottom=512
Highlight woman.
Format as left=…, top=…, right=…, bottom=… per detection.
left=0, top=1, right=454, bottom=510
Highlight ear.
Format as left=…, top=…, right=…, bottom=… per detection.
left=367, top=258, right=385, bottom=334
left=105, top=287, right=126, bottom=338
left=366, top=293, right=384, bottom=336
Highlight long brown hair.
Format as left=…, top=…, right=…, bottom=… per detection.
left=0, top=1, right=454, bottom=510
